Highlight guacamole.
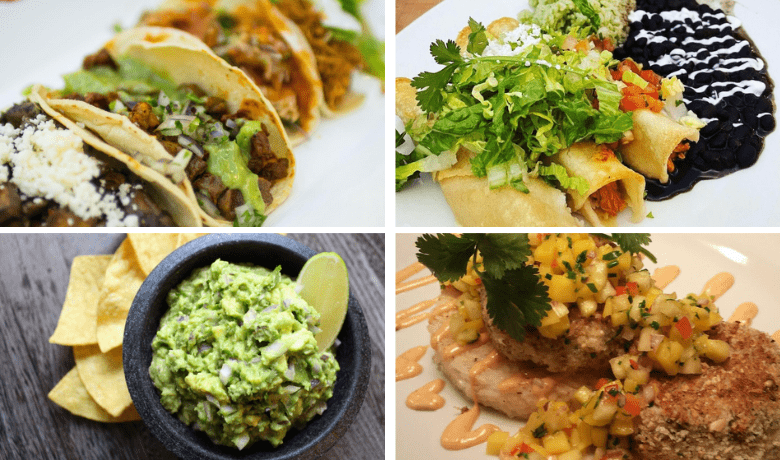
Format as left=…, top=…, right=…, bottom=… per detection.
left=520, top=0, right=636, bottom=43
left=149, top=259, right=339, bottom=450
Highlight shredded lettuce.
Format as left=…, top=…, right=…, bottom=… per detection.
left=538, top=163, right=590, bottom=196
left=398, top=20, right=642, bottom=197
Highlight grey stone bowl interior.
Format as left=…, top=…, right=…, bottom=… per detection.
left=123, top=233, right=371, bottom=460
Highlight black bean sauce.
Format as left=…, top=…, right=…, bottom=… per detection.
left=614, top=0, right=775, bottom=200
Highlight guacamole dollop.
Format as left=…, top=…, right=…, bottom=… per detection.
left=520, top=0, right=635, bottom=43
left=149, top=259, right=339, bottom=450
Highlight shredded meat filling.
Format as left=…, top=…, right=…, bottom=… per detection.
left=592, top=181, right=627, bottom=217
left=140, top=6, right=221, bottom=47
left=276, top=0, right=364, bottom=109
left=667, top=142, right=691, bottom=173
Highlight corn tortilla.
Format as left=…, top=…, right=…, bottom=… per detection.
left=49, top=255, right=112, bottom=346
left=73, top=344, right=133, bottom=417
left=49, top=367, right=140, bottom=422
left=96, top=238, right=145, bottom=352
left=127, top=233, right=180, bottom=277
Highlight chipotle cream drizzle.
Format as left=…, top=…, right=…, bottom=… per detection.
left=406, top=379, right=446, bottom=411
left=396, top=299, right=438, bottom=330
left=431, top=322, right=451, bottom=349
left=397, top=262, right=426, bottom=285
left=440, top=350, right=502, bottom=450
left=701, top=272, right=735, bottom=301
left=652, top=265, right=680, bottom=289
left=396, top=274, right=438, bottom=295
left=396, top=346, right=428, bottom=381
left=728, top=302, right=759, bottom=325
left=440, top=404, right=500, bottom=450
left=442, top=332, right=489, bottom=360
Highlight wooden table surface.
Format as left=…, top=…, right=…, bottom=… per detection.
left=0, top=233, right=385, bottom=460
left=396, top=0, right=445, bottom=33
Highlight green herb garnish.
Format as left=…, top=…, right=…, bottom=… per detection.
left=416, top=234, right=549, bottom=342
left=593, top=233, right=657, bottom=263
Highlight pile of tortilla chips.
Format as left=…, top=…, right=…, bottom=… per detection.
left=48, top=233, right=206, bottom=422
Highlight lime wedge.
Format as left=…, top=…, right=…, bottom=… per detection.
left=297, top=252, right=349, bottom=351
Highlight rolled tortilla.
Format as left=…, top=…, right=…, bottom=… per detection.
left=30, top=86, right=202, bottom=227
left=619, top=109, right=700, bottom=183
left=436, top=148, right=582, bottom=227
left=41, top=26, right=295, bottom=227
left=551, top=142, right=646, bottom=226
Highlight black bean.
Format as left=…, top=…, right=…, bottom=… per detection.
left=736, top=143, right=759, bottom=167
left=760, top=115, right=776, bottom=132
left=709, top=132, right=728, bottom=148
left=701, top=119, right=721, bottom=137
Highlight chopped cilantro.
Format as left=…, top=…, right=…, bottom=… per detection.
left=532, top=424, right=547, bottom=438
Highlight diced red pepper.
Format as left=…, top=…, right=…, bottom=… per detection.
left=623, top=393, right=642, bottom=417
left=615, top=286, right=627, bottom=296
left=629, top=359, right=639, bottom=370
left=510, top=443, right=535, bottom=455
left=675, top=316, right=693, bottom=340
left=626, top=282, right=639, bottom=297
left=595, top=378, right=612, bottom=390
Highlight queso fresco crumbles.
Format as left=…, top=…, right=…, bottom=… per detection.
left=149, top=259, right=339, bottom=450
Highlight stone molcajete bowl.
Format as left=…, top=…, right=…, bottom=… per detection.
left=124, top=233, right=371, bottom=460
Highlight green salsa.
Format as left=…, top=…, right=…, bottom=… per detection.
left=149, top=260, right=339, bottom=450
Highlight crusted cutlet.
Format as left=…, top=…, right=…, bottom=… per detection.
left=480, top=288, right=628, bottom=373
left=633, top=321, right=780, bottom=460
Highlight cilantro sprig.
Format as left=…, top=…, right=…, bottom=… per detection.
left=415, top=233, right=657, bottom=342
left=416, top=233, right=550, bottom=341
left=592, top=233, right=657, bottom=263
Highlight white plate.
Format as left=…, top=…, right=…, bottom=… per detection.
left=0, top=0, right=384, bottom=227
left=395, top=233, right=780, bottom=459
left=395, top=0, right=780, bottom=227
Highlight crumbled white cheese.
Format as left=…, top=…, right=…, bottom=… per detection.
left=0, top=115, right=138, bottom=226
left=481, top=23, right=543, bottom=57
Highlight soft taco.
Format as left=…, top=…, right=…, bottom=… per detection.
left=39, top=26, right=295, bottom=227
left=140, top=0, right=323, bottom=144
left=0, top=95, right=201, bottom=227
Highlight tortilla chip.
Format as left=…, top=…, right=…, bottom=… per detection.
left=73, top=345, right=133, bottom=417
left=96, top=239, right=145, bottom=352
left=176, top=232, right=208, bottom=247
left=49, top=367, right=140, bottom=422
left=49, top=255, right=113, bottom=346
left=127, top=233, right=180, bottom=277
